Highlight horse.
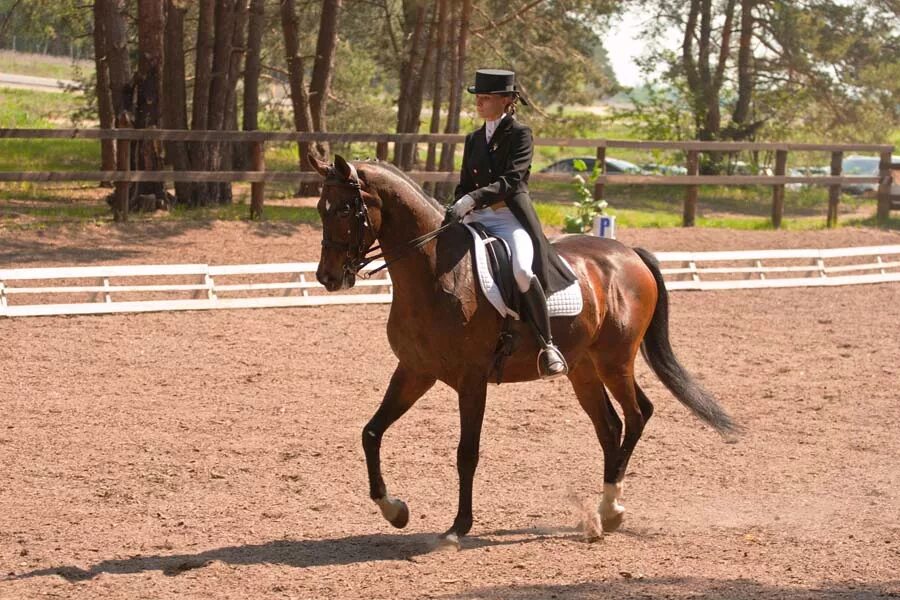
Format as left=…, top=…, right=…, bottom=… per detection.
left=309, top=155, right=738, bottom=546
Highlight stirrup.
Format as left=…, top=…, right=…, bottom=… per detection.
left=537, top=344, right=568, bottom=380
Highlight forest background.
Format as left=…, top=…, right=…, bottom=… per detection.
left=0, top=0, right=897, bottom=225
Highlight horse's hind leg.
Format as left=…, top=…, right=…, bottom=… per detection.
left=363, top=365, right=436, bottom=528
left=596, top=365, right=653, bottom=532
left=568, top=358, right=626, bottom=534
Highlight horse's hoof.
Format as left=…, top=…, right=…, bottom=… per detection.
left=376, top=496, right=409, bottom=529
left=438, top=531, right=461, bottom=551
left=388, top=501, right=409, bottom=529
left=601, top=510, right=625, bottom=533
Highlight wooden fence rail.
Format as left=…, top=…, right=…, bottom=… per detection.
left=1, top=128, right=896, bottom=227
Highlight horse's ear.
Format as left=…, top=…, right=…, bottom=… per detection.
left=334, top=155, right=353, bottom=180
left=308, top=154, right=329, bottom=178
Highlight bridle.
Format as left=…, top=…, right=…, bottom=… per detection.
left=320, top=169, right=376, bottom=277
left=320, top=165, right=455, bottom=278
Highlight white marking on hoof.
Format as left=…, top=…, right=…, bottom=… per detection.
left=375, top=495, right=405, bottom=524
left=600, top=482, right=625, bottom=532
left=437, top=532, right=461, bottom=551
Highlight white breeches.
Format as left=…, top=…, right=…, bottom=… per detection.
left=464, top=206, right=535, bottom=293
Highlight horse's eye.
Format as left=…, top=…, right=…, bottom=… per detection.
left=337, top=204, right=352, bottom=217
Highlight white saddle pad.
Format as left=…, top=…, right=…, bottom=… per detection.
left=464, top=224, right=583, bottom=319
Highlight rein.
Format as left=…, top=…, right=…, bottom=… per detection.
left=321, top=173, right=454, bottom=279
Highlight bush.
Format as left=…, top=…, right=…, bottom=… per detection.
left=563, top=159, right=607, bottom=233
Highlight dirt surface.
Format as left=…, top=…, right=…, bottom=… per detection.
left=1, top=223, right=899, bottom=599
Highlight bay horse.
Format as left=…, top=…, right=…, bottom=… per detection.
left=310, top=155, right=738, bottom=546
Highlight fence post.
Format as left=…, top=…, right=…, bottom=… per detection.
left=827, top=151, right=843, bottom=228
left=593, top=145, right=606, bottom=203
left=113, top=116, right=131, bottom=223
left=250, top=141, right=265, bottom=220
left=771, top=149, right=788, bottom=229
left=877, top=150, right=893, bottom=225
left=683, top=150, right=699, bottom=227
left=376, top=141, right=388, bottom=161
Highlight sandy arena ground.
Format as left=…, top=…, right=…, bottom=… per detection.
left=1, top=222, right=899, bottom=599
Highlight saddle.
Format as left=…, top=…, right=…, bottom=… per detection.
left=465, top=222, right=520, bottom=319
left=462, top=223, right=583, bottom=320
left=463, top=223, right=583, bottom=384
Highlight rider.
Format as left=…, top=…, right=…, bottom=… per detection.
left=443, top=68, right=576, bottom=380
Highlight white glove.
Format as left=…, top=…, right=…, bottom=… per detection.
left=444, top=194, right=476, bottom=224
left=454, top=194, right=476, bottom=215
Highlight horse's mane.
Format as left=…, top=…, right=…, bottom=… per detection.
left=359, top=160, right=446, bottom=213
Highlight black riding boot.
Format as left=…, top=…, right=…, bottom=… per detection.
left=521, top=276, right=568, bottom=380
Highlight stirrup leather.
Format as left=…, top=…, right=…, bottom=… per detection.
left=536, top=343, right=568, bottom=380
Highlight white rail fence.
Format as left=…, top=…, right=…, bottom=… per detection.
left=2, top=246, right=899, bottom=318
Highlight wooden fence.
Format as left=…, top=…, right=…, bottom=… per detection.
left=0, top=128, right=897, bottom=227
left=3, top=245, right=899, bottom=317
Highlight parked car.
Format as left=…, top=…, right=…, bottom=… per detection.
left=787, top=166, right=829, bottom=190
left=841, top=155, right=880, bottom=195
left=641, top=162, right=688, bottom=175
left=539, top=156, right=644, bottom=175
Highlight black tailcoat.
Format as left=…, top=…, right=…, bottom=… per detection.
left=454, top=116, right=576, bottom=294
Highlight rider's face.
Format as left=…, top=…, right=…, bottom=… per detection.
left=475, top=94, right=509, bottom=120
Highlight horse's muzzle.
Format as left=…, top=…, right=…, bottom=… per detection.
left=317, top=267, right=355, bottom=292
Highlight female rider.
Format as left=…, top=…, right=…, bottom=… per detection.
left=443, top=69, right=576, bottom=380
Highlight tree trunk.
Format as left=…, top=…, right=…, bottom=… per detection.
left=162, top=0, right=191, bottom=204
left=204, top=0, right=237, bottom=204
left=98, top=0, right=131, bottom=118
left=729, top=0, right=756, bottom=140
left=309, top=0, right=342, bottom=160
left=204, top=0, right=249, bottom=205
left=91, top=5, right=115, bottom=185
left=280, top=0, right=318, bottom=196
left=189, top=0, right=215, bottom=206
left=219, top=0, right=250, bottom=203
left=394, top=2, right=428, bottom=168
left=404, top=6, right=438, bottom=170
left=96, top=0, right=132, bottom=214
left=133, top=0, right=166, bottom=206
left=436, top=0, right=470, bottom=200
left=240, top=0, right=265, bottom=169
left=424, top=0, right=449, bottom=194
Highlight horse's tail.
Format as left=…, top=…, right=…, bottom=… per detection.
left=632, top=247, right=741, bottom=437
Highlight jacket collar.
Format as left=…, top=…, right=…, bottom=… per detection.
left=487, top=115, right=514, bottom=151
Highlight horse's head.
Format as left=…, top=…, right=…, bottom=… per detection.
left=310, top=154, right=383, bottom=291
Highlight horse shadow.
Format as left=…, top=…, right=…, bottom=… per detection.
left=10, top=527, right=579, bottom=583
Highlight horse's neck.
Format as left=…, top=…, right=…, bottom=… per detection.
left=370, top=175, right=443, bottom=294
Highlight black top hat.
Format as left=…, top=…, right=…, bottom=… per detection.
left=467, top=69, right=528, bottom=105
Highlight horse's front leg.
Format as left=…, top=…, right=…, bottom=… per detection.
left=441, top=374, right=488, bottom=547
left=363, top=364, right=436, bottom=528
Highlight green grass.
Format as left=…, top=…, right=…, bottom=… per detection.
left=0, top=88, right=98, bottom=171
left=0, top=50, right=92, bottom=81
left=535, top=201, right=876, bottom=231
left=0, top=87, right=81, bottom=127
left=0, top=139, right=99, bottom=171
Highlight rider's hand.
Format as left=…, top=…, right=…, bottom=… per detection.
left=442, top=195, right=476, bottom=226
